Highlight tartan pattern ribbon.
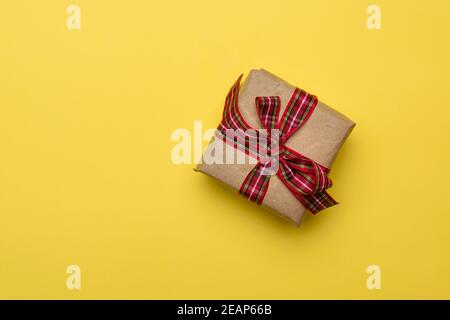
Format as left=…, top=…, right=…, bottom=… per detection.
left=216, top=75, right=337, bottom=214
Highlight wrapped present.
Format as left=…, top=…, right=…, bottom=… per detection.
left=196, top=69, right=355, bottom=226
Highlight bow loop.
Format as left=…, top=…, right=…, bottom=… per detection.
left=280, top=146, right=333, bottom=195
left=278, top=89, right=317, bottom=143
left=255, top=96, right=281, bottom=130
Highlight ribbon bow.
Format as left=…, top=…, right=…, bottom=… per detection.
left=216, top=75, right=337, bottom=213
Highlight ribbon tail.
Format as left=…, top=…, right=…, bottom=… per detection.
left=295, top=190, right=338, bottom=214
left=239, top=163, right=271, bottom=205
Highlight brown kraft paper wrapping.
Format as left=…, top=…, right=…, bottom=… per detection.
left=196, top=69, right=355, bottom=226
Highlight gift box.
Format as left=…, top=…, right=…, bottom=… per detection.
left=196, top=69, right=355, bottom=226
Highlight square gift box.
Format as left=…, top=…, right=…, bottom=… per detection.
left=196, top=69, right=355, bottom=226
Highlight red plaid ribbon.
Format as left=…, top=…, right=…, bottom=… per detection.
left=216, top=75, right=337, bottom=214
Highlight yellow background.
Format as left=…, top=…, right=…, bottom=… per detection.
left=1, top=0, right=449, bottom=299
